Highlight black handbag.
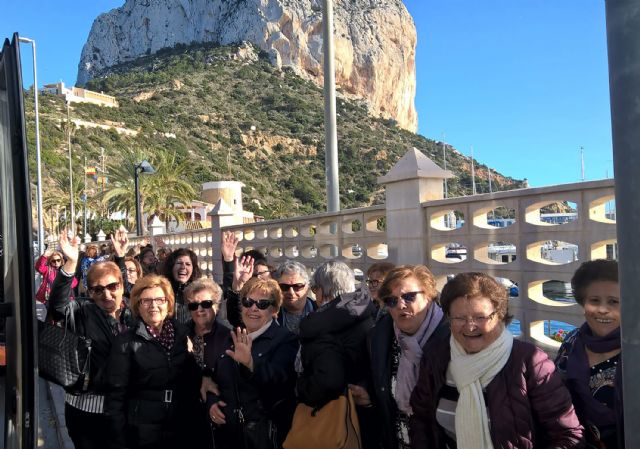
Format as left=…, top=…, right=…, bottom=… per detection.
left=38, top=306, right=92, bottom=392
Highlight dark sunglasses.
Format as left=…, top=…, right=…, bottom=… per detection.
left=241, top=297, right=276, bottom=310
left=278, top=283, right=306, bottom=293
left=187, top=300, right=216, bottom=311
left=382, top=291, right=424, bottom=308
left=88, top=282, right=120, bottom=295
left=50, top=258, right=62, bottom=264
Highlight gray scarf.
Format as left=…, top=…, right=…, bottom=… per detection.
left=393, top=302, right=444, bottom=415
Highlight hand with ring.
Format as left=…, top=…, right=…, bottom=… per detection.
left=209, top=401, right=227, bottom=425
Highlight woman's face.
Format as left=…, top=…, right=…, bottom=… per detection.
left=88, top=273, right=124, bottom=315
left=253, top=263, right=271, bottom=280
left=241, top=289, right=277, bottom=333
left=187, top=289, right=218, bottom=329
left=449, top=295, right=504, bottom=354
left=138, top=286, right=169, bottom=329
left=125, top=260, right=139, bottom=284
left=385, top=276, right=431, bottom=335
left=172, top=255, right=194, bottom=284
left=49, top=253, right=63, bottom=268
left=583, top=280, right=620, bottom=337
left=142, top=251, right=157, bottom=267
left=366, top=270, right=386, bottom=301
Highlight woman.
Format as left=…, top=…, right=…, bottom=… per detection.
left=410, top=272, right=584, bottom=448
left=123, top=256, right=143, bottom=300
left=162, top=248, right=201, bottom=323
left=48, top=230, right=134, bottom=449
left=358, top=265, right=447, bottom=449
left=106, top=275, right=204, bottom=449
left=35, top=248, right=77, bottom=305
left=365, top=261, right=396, bottom=322
left=556, top=259, right=623, bottom=449
left=80, top=243, right=99, bottom=290
left=206, top=278, right=298, bottom=449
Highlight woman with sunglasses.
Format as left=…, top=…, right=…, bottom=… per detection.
left=35, top=247, right=77, bottom=306
left=205, top=278, right=298, bottom=449
left=48, top=230, right=135, bottom=449
left=354, top=265, right=447, bottom=449
left=409, top=272, right=583, bottom=448
left=106, top=274, right=205, bottom=449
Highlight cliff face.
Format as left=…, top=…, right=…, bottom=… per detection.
left=77, top=0, right=418, bottom=131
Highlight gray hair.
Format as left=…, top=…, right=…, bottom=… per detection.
left=311, top=261, right=356, bottom=300
left=273, top=260, right=310, bottom=284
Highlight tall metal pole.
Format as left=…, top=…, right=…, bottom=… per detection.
left=66, top=101, right=75, bottom=228
left=580, top=146, right=585, bottom=181
left=322, top=0, right=340, bottom=212
left=134, top=165, right=142, bottom=236
left=442, top=134, right=448, bottom=198
left=83, top=156, right=87, bottom=237
left=604, top=1, right=640, bottom=448
left=470, top=145, right=476, bottom=195
left=488, top=168, right=493, bottom=193
left=18, top=37, right=44, bottom=253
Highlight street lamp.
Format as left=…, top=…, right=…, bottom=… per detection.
left=18, top=36, right=44, bottom=253
left=134, top=160, right=155, bottom=236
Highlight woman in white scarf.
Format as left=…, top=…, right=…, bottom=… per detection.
left=409, top=272, right=584, bottom=449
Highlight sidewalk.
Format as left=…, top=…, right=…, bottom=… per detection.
left=38, top=379, right=73, bottom=449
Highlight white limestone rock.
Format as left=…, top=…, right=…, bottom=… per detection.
left=78, top=0, right=418, bottom=131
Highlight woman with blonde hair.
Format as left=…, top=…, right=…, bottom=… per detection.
left=106, top=274, right=204, bottom=449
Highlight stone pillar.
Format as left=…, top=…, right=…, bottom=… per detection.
left=378, top=148, right=453, bottom=266
left=149, top=216, right=165, bottom=236
left=84, top=233, right=92, bottom=243
left=97, top=229, right=106, bottom=241
left=209, top=198, right=239, bottom=284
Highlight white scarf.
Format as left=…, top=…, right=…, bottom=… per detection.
left=449, top=328, right=513, bottom=449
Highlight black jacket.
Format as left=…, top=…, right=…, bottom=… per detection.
left=205, top=320, right=299, bottom=449
left=105, top=319, right=202, bottom=449
left=367, top=313, right=449, bottom=449
left=49, top=265, right=135, bottom=393
left=297, top=290, right=375, bottom=408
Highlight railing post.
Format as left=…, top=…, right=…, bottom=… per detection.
left=378, top=148, right=453, bottom=265
left=604, top=1, right=640, bottom=446
left=209, top=198, right=237, bottom=284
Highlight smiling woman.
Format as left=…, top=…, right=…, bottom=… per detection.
left=410, top=272, right=583, bottom=448
left=162, top=248, right=202, bottom=324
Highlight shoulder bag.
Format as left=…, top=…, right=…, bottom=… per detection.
left=38, top=305, right=92, bottom=393
left=283, top=389, right=361, bottom=449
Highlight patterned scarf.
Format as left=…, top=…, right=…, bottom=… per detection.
left=146, top=319, right=175, bottom=352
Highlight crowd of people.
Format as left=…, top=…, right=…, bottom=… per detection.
left=36, top=228, right=624, bottom=449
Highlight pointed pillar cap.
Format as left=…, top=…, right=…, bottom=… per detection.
left=378, top=147, right=454, bottom=185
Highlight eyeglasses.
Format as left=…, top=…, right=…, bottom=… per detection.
left=382, top=291, right=424, bottom=308
left=278, top=283, right=306, bottom=293
left=88, top=282, right=121, bottom=296
left=187, top=300, right=217, bottom=311
left=450, top=311, right=498, bottom=327
left=241, top=297, right=276, bottom=310
left=253, top=270, right=271, bottom=278
left=366, top=279, right=382, bottom=288
left=140, top=297, right=168, bottom=307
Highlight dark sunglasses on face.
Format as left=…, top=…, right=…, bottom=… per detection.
left=241, top=297, right=276, bottom=310
left=88, top=282, right=121, bottom=296
left=187, top=300, right=217, bottom=311
left=278, top=283, right=306, bottom=293
left=382, top=291, right=424, bottom=308
left=50, top=258, right=62, bottom=264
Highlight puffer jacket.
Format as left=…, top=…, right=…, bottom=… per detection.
left=49, top=267, right=135, bottom=393
left=105, top=319, right=202, bottom=449
left=409, top=336, right=584, bottom=449
left=297, top=289, right=375, bottom=408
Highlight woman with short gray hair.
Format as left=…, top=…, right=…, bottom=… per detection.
left=310, top=261, right=356, bottom=302
left=272, top=260, right=315, bottom=334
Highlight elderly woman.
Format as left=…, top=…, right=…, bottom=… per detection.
left=295, top=261, right=375, bottom=443
left=356, top=265, right=447, bottom=449
left=206, top=278, right=298, bottom=449
left=35, top=248, right=78, bottom=305
left=48, top=231, right=135, bottom=449
left=272, top=260, right=317, bottom=334
left=555, top=259, right=623, bottom=449
left=410, top=272, right=583, bottom=448
left=106, top=275, right=204, bottom=449
left=365, top=261, right=396, bottom=322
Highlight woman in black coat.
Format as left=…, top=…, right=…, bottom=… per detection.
left=205, top=278, right=299, bottom=449
left=106, top=274, right=203, bottom=449
left=162, top=247, right=202, bottom=324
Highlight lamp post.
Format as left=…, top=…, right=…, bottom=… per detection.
left=18, top=36, right=44, bottom=253
left=134, top=160, right=155, bottom=236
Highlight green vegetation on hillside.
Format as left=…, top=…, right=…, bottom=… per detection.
left=25, top=42, right=524, bottom=229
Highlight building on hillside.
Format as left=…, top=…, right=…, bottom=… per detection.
left=41, top=81, right=118, bottom=108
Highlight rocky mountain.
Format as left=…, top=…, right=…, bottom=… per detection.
left=77, top=0, right=418, bottom=131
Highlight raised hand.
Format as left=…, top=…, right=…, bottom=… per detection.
left=221, top=231, right=239, bottom=262
left=110, top=226, right=129, bottom=258
left=58, top=230, right=80, bottom=273
left=232, top=256, right=254, bottom=292
left=225, top=327, right=253, bottom=371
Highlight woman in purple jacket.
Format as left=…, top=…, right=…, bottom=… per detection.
left=410, top=272, right=584, bottom=449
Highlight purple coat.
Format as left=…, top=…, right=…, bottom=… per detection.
left=409, top=336, right=584, bottom=449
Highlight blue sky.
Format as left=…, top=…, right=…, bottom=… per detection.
left=2, top=1, right=613, bottom=186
